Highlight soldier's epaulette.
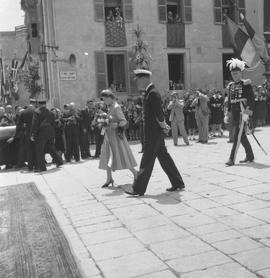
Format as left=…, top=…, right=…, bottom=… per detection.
left=226, top=82, right=234, bottom=89
left=241, top=79, right=252, bottom=85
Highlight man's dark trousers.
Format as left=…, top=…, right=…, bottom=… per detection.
left=80, top=130, right=91, bottom=158
left=229, top=117, right=254, bottom=161
left=133, top=133, right=184, bottom=194
left=65, top=125, right=80, bottom=161
left=35, top=137, right=63, bottom=171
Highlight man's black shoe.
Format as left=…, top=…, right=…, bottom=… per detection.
left=125, top=189, right=144, bottom=196
left=225, top=159, right=234, bottom=166
left=240, top=157, right=254, bottom=163
left=166, top=185, right=185, bottom=192
left=56, top=162, right=64, bottom=168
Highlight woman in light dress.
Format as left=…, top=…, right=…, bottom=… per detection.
left=99, top=89, right=138, bottom=187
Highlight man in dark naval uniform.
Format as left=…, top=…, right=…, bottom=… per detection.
left=225, top=58, right=255, bottom=166
left=17, top=99, right=37, bottom=171
left=125, top=69, right=185, bottom=196
left=31, top=99, right=63, bottom=172
left=79, top=100, right=95, bottom=159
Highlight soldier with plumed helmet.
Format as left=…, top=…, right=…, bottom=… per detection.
left=225, top=58, right=255, bottom=166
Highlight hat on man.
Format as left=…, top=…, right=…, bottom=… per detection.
left=226, top=58, right=246, bottom=72
left=134, top=69, right=152, bottom=78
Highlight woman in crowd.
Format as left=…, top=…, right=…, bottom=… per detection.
left=99, top=89, right=138, bottom=188
left=185, top=93, right=197, bottom=140
left=209, top=90, right=224, bottom=137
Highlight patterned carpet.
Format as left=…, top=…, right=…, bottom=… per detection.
left=0, top=183, right=83, bottom=278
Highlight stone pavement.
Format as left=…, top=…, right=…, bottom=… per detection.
left=1, top=127, right=270, bottom=278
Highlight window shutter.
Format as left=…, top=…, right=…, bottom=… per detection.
left=213, top=0, right=222, bottom=24
left=158, top=0, right=167, bottom=23
left=128, top=51, right=137, bottom=95
left=94, top=0, right=104, bottom=22
left=183, top=0, right=192, bottom=23
left=95, top=52, right=107, bottom=95
left=237, top=0, right=245, bottom=23
left=123, top=0, right=133, bottom=22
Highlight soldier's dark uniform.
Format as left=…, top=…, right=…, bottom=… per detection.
left=18, top=106, right=36, bottom=170
left=227, top=79, right=255, bottom=163
left=131, top=82, right=185, bottom=195
left=31, top=102, right=63, bottom=171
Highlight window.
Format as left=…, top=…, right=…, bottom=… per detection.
left=168, top=54, right=185, bottom=90
left=158, top=0, right=192, bottom=24
left=31, top=23, right=38, bottom=38
left=264, top=0, right=270, bottom=32
left=94, top=0, right=133, bottom=22
left=214, top=0, right=245, bottom=24
left=107, top=54, right=126, bottom=92
left=95, top=52, right=129, bottom=94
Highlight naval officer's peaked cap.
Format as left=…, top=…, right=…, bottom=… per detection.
left=134, top=69, right=152, bottom=77
left=36, top=99, right=47, bottom=104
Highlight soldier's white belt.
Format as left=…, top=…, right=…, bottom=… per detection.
left=231, top=98, right=247, bottom=104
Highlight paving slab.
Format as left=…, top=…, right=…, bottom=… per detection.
left=1, top=128, right=270, bottom=277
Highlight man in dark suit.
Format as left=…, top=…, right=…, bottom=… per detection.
left=125, top=69, right=185, bottom=196
left=63, top=102, right=81, bottom=162
left=16, top=99, right=37, bottom=170
left=31, top=99, right=63, bottom=172
left=79, top=100, right=95, bottom=158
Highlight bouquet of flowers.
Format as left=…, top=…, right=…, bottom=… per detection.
left=97, top=112, right=112, bottom=135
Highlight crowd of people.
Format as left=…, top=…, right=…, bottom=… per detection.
left=0, top=81, right=269, bottom=171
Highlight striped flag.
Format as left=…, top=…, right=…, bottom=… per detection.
left=241, top=13, right=269, bottom=62
left=11, top=59, right=19, bottom=80
left=0, top=58, right=6, bottom=98
left=19, top=51, right=29, bottom=70
left=226, top=16, right=256, bottom=67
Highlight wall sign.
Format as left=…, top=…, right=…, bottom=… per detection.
left=59, top=71, right=77, bottom=81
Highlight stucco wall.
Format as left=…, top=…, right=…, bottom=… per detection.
left=45, top=0, right=266, bottom=107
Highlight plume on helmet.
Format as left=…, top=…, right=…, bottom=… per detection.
left=226, top=58, right=246, bottom=71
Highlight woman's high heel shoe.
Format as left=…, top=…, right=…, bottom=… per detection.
left=102, top=179, right=114, bottom=188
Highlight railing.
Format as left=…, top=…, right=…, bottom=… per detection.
left=167, top=23, right=185, bottom=48
left=105, top=20, right=127, bottom=47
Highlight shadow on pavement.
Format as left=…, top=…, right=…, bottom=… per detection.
left=103, top=186, right=125, bottom=197
left=236, top=162, right=270, bottom=169
left=38, top=167, right=62, bottom=175
left=141, top=193, right=182, bottom=205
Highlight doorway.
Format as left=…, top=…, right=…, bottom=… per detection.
left=168, top=54, right=185, bottom=90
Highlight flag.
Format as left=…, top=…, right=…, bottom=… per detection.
left=11, top=59, right=19, bottom=80
left=19, top=51, right=29, bottom=70
left=0, top=58, right=6, bottom=98
left=241, top=13, right=269, bottom=62
left=226, top=16, right=256, bottom=67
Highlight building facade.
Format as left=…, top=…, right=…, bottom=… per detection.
left=22, top=0, right=267, bottom=108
